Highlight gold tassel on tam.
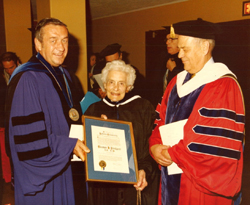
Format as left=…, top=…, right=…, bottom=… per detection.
left=170, top=24, right=176, bottom=38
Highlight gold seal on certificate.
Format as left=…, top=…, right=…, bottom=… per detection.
left=99, top=160, right=106, bottom=170
left=69, top=108, right=79, bottom=121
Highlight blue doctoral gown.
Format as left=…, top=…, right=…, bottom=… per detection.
left=5, top=54, right=82, bottom=204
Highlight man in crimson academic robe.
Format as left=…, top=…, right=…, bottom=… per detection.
left=149, top=18, right=244, bottom=205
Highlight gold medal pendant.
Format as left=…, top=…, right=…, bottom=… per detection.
left=69, top=108, right=80, bottom=121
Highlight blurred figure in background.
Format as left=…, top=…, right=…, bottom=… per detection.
left=88, top=52, right=100, bottom=93
left=1, top=52, right=22, bottom=84
left=0, top=51, right=21, bottom=205
left=163, top=25, right=183, bottom=91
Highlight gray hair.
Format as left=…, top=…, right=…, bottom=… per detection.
left=101, top=60, right=136, bottom=90
left=35, top=18, right=68, bottom=42
left=194, top=38, right=215, bottom=53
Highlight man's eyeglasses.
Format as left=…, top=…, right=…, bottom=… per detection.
left=164, top=38, right=178, bottom=43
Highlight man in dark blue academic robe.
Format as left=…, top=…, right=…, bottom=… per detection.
left=5, top=18, right=89, bottom=205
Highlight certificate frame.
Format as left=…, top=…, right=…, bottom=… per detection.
left=82, top=115, right=138, bottom=184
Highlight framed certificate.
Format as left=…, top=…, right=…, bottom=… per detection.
left=82, top=115, right=138, bottom=184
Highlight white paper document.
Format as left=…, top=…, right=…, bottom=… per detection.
left=91, top=125, right=129, bottom=173
left=159, top=119, right=187, bottom=175
left=93, top=74, right=105, bottom=91
left=69, top=124, right=84, bottom=161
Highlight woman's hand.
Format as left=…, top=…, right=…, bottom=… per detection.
left=101, top=114, right=108, bottom=120
left=134, top=170, right=148, bottom=191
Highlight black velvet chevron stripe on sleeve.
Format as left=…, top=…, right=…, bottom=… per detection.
left=12, top=111, right=45, bottom=126
left=17, top=147, right=51, bottom=161
left=14, top=130, right=48, bottom=144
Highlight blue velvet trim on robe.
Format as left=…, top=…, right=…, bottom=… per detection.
left=193, top=125, right=244, bottom=141
left=199, top=108, right=245, bottom=123
left=188, top=143, right=241, bottom=160
left=161, top=73, right=205, bottom=205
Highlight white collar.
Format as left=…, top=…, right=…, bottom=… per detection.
left=176, top=58, right=236, bottom=98
left=103, top=95, right=141, bottom=107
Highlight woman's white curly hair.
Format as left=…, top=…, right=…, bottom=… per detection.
left=101, top=60, right=136, bottom=91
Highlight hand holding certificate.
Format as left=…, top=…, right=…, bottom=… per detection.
left=159, top=119, right=187, bottom=175
left=69, top=124, right=84, bottom=161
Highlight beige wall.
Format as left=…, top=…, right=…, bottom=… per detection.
left=49, top=0, right=88, bottom=93
left=3, top=0, right=32, bottom=63
left=91, top=0, right=250, bottom=76
left=36, top=0, right=51, bottom=20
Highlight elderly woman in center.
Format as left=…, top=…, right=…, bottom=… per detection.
left=85, top=60, right=159, bottom=205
